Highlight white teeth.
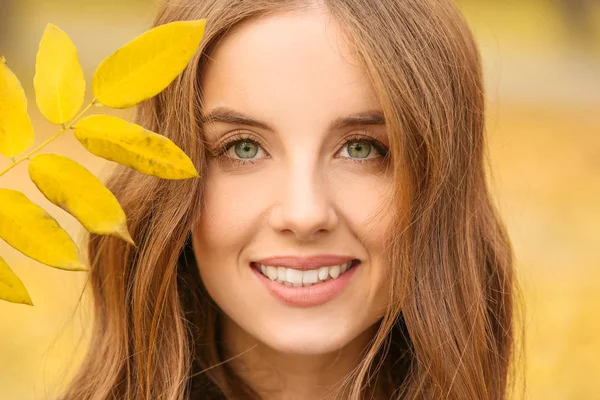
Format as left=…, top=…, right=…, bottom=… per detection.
left=318, top=266, right=329, bottom=280
left=302, top=269, right=319, bottom=284
left=256, top=261, right=357, bottom=287
left=266, top=266, right=278, bottom=280
left=340, top=262, right=348, bottom=273
left=329, top=265, right=340, bottom=279
left=277, top=267, right=286, bottom=281
left=286, top=268, right=303, bottom=285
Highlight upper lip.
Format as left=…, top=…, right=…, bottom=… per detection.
left=253, top=255, right=356, bottom=270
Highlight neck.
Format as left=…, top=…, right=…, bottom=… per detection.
left=220, top=316, right=379, bottom=400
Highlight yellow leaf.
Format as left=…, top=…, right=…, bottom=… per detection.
left=34, top=24, right=86, bottom=124
left=29, top=154, right=135, bottom=245
left=0, top=189, right=86, bottom=271
left=74, top=115, right=199, bottom=179
left=0, top=56, right=34, bottom=158
left=0, top=256, right=32, bottom=306
left=93, top=19, right=206, bottom=108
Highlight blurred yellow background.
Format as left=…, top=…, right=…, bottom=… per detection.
left=0, top=0, right=599, bottom=399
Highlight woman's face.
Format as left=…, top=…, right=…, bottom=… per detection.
left=192, top=11, right=393, bottom=355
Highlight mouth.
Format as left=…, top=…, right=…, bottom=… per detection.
left=251, top=259, right=361, bottom=288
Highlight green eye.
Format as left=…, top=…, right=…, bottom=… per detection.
left=234, top=141, right=259, bottom=159
left=347, top=140, right=372, bottom=158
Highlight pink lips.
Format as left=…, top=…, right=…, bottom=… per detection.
left=251, top=255, right=360, bottom=308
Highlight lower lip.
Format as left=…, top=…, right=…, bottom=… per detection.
left=251, top=261, right=360, bottom=308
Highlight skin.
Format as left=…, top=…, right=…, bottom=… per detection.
left=192, top=8, right=394, bottom=399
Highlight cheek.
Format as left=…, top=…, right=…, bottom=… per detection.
left=328, top=170, right=394, bottom=309
left=331, top=170, right=394, bottom=247
left=194, top=168, right=275, bottom=255
left=191, top=169, right=264, bottom=315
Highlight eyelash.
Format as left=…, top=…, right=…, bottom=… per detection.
left=213, top=131, right=389, bottom=167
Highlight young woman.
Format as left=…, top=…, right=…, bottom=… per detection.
left=61, top=0, right=517, bottom=398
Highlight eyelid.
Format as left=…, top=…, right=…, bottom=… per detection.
left=336, top=131, right=387, bottom=148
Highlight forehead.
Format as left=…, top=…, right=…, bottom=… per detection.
left=200, top=11, right=381, bottom=130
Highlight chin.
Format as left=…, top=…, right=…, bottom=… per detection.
left=262, top=325, right=353, bottom=356
left=236, top=306, right=380, bottom=357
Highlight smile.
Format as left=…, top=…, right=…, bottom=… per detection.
left=253, top=260, right=358, bottom=287
left=250, top=255, right=362, bottom=307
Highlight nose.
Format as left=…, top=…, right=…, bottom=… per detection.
left=268, top=160, right=338, bottom=241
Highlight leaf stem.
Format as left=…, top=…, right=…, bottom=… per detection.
left=0, top=99, right=97, bottom=179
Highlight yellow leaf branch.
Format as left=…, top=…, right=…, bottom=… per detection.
left=1, top=19, right=206, bottom=305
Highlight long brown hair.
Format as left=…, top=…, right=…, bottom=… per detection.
left=60, top=0, right=519, bottom=398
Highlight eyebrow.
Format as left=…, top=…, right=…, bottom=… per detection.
left=200, top=107, right=386, bottom=131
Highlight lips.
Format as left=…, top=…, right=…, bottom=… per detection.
left=250, top=255, right=362, bottom=307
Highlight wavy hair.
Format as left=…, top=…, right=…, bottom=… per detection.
left=60, top=0, right=519, bottom=398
